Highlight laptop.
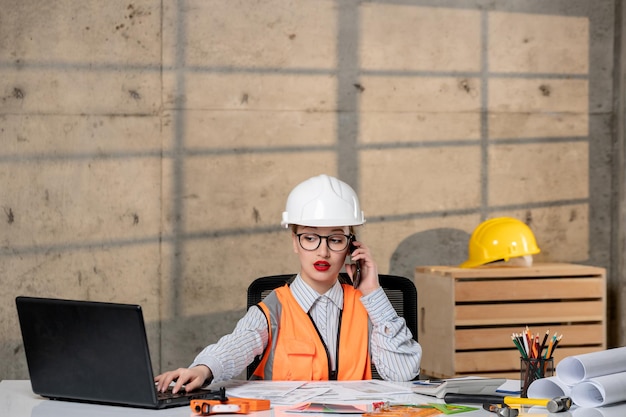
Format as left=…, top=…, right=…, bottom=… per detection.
left=15, top=296, right=223, bottom=409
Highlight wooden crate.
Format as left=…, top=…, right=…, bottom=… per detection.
left=415, top=263, right=606, bottom=379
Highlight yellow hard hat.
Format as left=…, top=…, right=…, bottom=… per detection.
left=460, top=217, right=540, bottom=268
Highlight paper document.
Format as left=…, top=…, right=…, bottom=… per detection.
left=209, top=380, right=307, bottom=403
left=298, top=380, right=414, bottom=403
left=495, top=379, right=521, bottom=395
left=207, top=379, right=415, bottom=406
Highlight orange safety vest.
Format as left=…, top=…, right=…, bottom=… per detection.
left=251, top=283, right=372, bottom=380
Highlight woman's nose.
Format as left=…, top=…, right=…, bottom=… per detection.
left=318, top=239, right=331, bottom=256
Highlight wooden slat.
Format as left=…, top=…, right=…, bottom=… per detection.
left=455, top=301, right=604, bottom=326
left=459, top=371, right=521, bottom=379
left=416, top=263, right=605, bottom=279
left=454, top=346, right=602, bottom=373
left=455, top=278, right=604, bottom=302
left=455, top=324, right=605, bottom=350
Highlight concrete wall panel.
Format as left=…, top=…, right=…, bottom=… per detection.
left=1, top=1, right=160, bottom=64
left=360, top=5, right=481, bottom=72
left=164, top=0, right=338, bottom=69
left=488, top=142, right=589, bottom=205
left=360, top=112, right=481, bottom=144
left=164, top=73, right=337, bottom=111
left=181, top=111, right=337, bottom=149
left=360, top=147, right=482, bottom=217
left=360, top=76, right=481, bottom=112
left=489, top=112, right=589, bottom=139
left=489, top=11, right=589, bottom=74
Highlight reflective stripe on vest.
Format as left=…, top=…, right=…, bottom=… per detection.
left=252, top=283, right=372, bottom=380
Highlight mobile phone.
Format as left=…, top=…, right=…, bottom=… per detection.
left=349, top=237, right=362, bottom=289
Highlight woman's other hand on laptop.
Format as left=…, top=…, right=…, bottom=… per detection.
left=154, top=365, right=213, bottom=394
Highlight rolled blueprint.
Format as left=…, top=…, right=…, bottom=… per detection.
left=570, top=372, right=626, bottom=407
left=527, top=375, right=572, bottom=399
left=556, top=347, right=626, bottom=385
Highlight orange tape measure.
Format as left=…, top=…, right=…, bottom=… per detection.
left=191, top=397, right=271, bottom=416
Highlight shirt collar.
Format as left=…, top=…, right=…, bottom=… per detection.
left=291, top=274, right=344, bottom=313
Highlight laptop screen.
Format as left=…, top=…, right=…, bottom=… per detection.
left=16, top=296, right=161, bottom=408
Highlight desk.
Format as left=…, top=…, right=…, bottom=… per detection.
left=0, top=380, right=573, bottom=417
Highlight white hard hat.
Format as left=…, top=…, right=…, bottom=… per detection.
left=281, top=174, right=365, bottom=228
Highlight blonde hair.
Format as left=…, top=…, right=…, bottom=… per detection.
left=291, top=225, right=356, bottom=235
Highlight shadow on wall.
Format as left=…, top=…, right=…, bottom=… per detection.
left=389, top=228, right=471, bottom=280
left=157, top=308, right=248, bottom=377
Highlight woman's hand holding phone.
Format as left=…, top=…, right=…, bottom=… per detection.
left=349, top=237, right=362, bottom=288
left=347, top=238, right=380, bottom=294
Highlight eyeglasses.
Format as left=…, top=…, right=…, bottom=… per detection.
left=296, top=233, right=353, bottom=252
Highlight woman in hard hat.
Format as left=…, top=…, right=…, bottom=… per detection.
left=155, top=175, right=422, bottom=391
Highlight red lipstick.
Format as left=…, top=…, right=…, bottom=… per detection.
left=314, top=261, right=330, bottom=271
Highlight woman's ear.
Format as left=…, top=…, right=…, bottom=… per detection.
left=292, top=233, right=299, bottom=254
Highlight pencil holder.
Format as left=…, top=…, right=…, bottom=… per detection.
left=520, top=357, right=554, bottom=398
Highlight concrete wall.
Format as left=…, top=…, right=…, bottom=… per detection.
left=1, top=0, right=621, bottom=380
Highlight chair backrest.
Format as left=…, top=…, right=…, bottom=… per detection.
left=245, top=273, right=418, bottom=378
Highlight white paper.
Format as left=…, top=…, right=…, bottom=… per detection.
left=570, top=372, right=626, bottom=407
left=556, top=347, right=626, bottom=385
left=527, top=375, right=572, bottom=399
left=573, top=402, right=626, bottom=417
left=209, top=379, right=307, bottom=403
left=300, top=380, right=414, bottom=401
left=271, top=387, right=333, bottom=405
left=205, top=380, right=416, bottom=406
left=496, top=379, right=521, bottom=395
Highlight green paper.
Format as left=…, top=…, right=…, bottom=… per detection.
left=428, top=403, right=478, bottom=415
left=396, top=404, right=478, bottom=415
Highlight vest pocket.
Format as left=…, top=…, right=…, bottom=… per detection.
left=283, top=338, right=315, bottom=379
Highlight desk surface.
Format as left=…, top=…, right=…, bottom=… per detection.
left=1, top=380, right=573, bottom=417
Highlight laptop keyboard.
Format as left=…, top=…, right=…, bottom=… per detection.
left=156, top=386, right=225, bottom=401
left=157, top=387, right=190, bottom=399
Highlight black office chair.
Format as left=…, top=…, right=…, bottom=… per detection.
left=245, top=273, right=418, bottom=379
